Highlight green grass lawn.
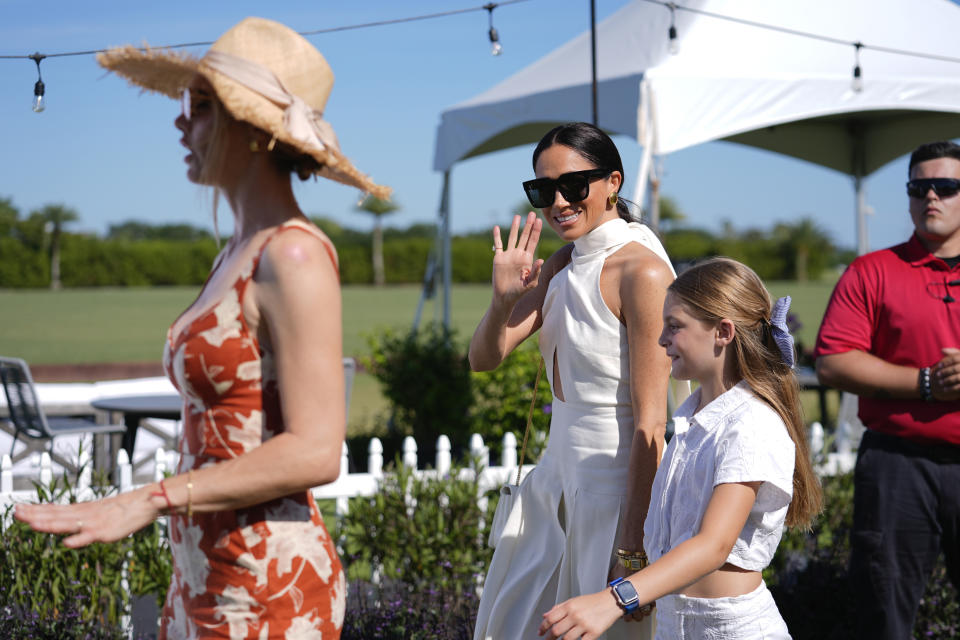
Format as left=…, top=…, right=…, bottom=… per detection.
left=0, top=284, right=493, bottom=434
left=0, top=278, right=840, bottom=433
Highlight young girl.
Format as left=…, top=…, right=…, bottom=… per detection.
left=539, top=257, right=822, bottom=640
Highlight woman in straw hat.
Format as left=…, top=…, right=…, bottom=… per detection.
left=16, top=17, right=389, bottom=639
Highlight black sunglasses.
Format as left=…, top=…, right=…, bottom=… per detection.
left=523, top=168, right=612, bottom=208
left=906, top=178, right=960, bottom=199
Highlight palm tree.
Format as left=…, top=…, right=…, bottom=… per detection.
left=657, top=196, right=686, bottom=229
left=774, top=217, right=835, bottom=282
left=355, top=195, right=399, bottom=286
left=33, top=204, right=78, bottom=290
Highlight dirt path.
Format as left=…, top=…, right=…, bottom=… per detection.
left=30, top=362, right=165, bottom=383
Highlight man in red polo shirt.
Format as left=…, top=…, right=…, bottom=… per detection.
left=815, top=140, right=960, bottom=639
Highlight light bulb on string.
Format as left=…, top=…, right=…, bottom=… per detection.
left=852, top=42, right=864, bottom=93
left=489, top=27, right=503, bottom=56
left=667, top=3, right=679, bottom=55
left=29, top=52, right=46, bottom=113
left=485, top=3, right=503, bottom=56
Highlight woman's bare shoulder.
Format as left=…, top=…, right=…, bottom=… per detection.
left=254, top=226, right=337, bottom=295
left=613, top=242, right=674, bottom=287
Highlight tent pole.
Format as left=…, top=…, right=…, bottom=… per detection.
left=851, top=125, right=869, bottom=256
left=440, top=170, right=452, bottom=328
left=650, top=174, right=661, bottom=230
left=590, top=0, right=598, bottom=125
left=413, top=170, right=450, bottom=331
left=414, top=172, right=450, bottom=329
left=854, top=175, right=868, bottom=256
left=634, top=81, right=654, bottom=225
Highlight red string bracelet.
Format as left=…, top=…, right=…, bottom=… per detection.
left=150, top=479, right=174, bottom=514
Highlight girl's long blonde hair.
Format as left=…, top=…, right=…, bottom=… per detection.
left=669, top=257, right=822, bottom=528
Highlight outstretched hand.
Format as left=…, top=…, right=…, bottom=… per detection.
left=492, top=212, right=544, bottom=306
left=539, top=590, right=624, bottom=640
left=14, top=487, right=160, bottom=548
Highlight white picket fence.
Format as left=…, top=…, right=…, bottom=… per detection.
left=0, top=421, right=857, bottom=518
left=0, top=431, right=534, bottom=518
left=0, top=423, right=856, bottom=638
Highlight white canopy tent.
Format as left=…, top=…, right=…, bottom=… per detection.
left=426, top=0, right=960, bottom=325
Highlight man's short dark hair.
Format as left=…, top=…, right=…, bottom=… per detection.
left=908, top=141, right=960, bottom=174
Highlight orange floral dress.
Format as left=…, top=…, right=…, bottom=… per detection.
left=160, top=220, right=345, bottom=639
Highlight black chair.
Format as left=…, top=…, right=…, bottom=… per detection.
left=0, top=356, right=126, bottom=474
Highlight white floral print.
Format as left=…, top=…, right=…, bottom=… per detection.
left=161, top=221, right=344, bottom=640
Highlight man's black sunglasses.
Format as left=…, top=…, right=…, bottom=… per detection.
left=523, top=168, right=612, bottom=208
left=906, top=178, right=960, bottom=199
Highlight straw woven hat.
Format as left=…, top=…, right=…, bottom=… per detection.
left=98, top=17, right=390, bottom=199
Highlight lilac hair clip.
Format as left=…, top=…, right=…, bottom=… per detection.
left=769, top=296, right=795, bottom=367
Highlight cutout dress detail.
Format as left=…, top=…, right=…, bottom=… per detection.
left=474, top=218, right=676, bottom=640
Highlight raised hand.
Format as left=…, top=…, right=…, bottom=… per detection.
left=492, top=211, right=544, bottom=306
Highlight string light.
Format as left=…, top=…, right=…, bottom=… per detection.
left=2, top=1, right=534, bottom=112
left=667, top=3, right=679, bottom=55
left=485, top=3, right=503, bottom=56
left=5, top=0, right=960, bottom=111
left=29, top=52, right=45, bottom=113
left=635, top=0, right=960, bottom=65
left=852, top=41, right=863, bottom=93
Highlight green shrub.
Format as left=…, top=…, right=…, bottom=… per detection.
left=470, top=340, right=551, bottom=462
left=0, top=237, right=47, bottom=287
left=451, top=238, right=498, bottom=283
left=0, top=596, right=127, bottom=639
left=0, top=464, right=172, bottom=632
left=0, top=480, right=129, bottom=626
left=340, top=459, right=493, bottom=591
left=768, top=472, right=959, bottom=639
left=342, top=579, right=479, bottom=640
left=383, top=238, right=432, bottom=284
left=364, top=324, right=473, bottom=457
left=127, top=520, right=173, bottom=609
left=336, top=245, right=373, bottom=285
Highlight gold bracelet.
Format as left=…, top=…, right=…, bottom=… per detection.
left=618, top=555, right=649, bottom=570
left=186, top=470, right=194, bottom=518
left=616, top=548, right=649, bottom=570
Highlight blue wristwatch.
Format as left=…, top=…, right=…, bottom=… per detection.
left=608, top=577, right=640, bottom=614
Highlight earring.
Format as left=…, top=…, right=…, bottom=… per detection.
left=249, top=139, right=260, bottom=152
left=608, top=192, right=618, bottom=207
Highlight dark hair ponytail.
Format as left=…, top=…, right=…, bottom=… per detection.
left=532, top=122, right=634, bottom=222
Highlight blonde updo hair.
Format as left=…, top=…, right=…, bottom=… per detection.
left=201, top=95, right=320, bottom=186
left=669, top=257, right=822, bottom=528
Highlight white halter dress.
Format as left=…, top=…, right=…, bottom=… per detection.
left=474, top=218, right=676, bottom=640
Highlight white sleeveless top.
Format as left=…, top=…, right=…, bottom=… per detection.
left=539, top=217, right=676, bottom=409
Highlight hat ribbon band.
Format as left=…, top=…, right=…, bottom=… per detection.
left=202, top=50, right=340, bottom=155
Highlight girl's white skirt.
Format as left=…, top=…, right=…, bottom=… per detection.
left=655, top=582, right=790, bottom=640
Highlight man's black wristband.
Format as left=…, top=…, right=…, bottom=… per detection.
left=919, top=367, right=934, bottom=402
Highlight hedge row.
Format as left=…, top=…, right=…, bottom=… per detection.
left=0, top=218, right=850, bottom=288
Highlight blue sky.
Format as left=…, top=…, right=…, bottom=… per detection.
left=0, top=0, right=938, bottom=252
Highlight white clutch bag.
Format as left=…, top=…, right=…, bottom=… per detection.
left=487, top=357, right=543, bottom=548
